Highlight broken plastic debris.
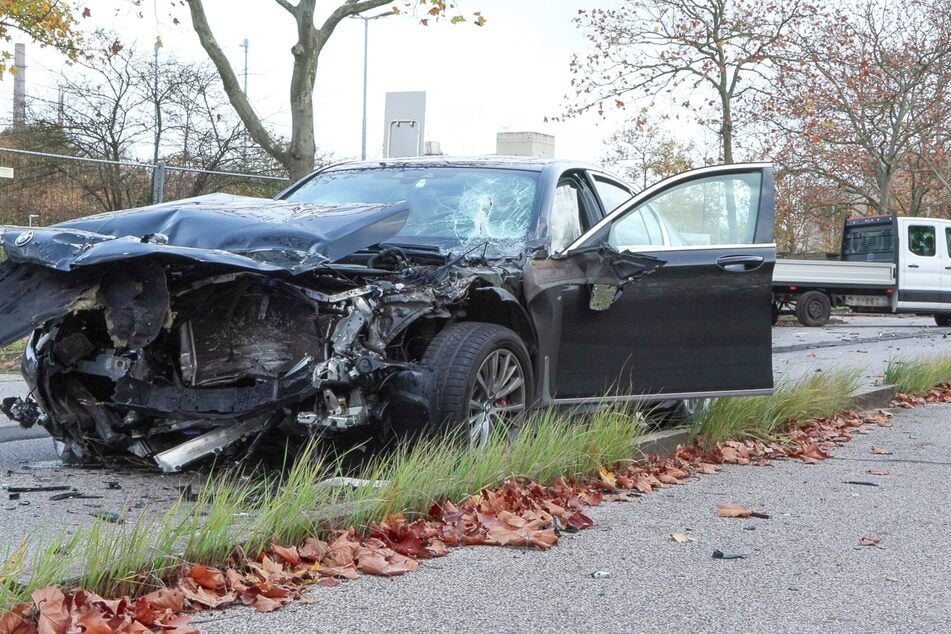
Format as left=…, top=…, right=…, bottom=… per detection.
left=671, top=533, right=693, bottom=543
left=713, top=548, right=749, bottom=559
left=92, top=511, right=124, bottom=524
left=4, top=485, right=71, bottom=493
left=590, top=571, right=611, bottom=579
left=844, top=480, right=879, bottom=487
left=50, top=491, right=103, bottom=501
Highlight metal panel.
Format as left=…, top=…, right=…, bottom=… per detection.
left=383, top=91, right=426, bottom=158
left=772, top=259, right=895, bottom=286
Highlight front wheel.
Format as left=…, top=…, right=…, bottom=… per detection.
left=422, top=322, right=534, bottom=447
left=795, top=291, right=832, bottom=327
left=935, top=314, right=951, bottom=327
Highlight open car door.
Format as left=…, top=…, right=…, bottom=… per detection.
left=536, top=163, right=776, bottom=403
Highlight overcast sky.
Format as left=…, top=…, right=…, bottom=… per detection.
left=0, top=0, right=709, bottom=166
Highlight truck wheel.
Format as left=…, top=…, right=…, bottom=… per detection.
left=772, top=303, right=780, bottom=325
left=422, top=322, right=534, bottom=448
left=795, top=291, right=832, bottom=327
left=935, top=314, right=951, bottom=327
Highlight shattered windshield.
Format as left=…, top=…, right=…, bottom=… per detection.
left=283, top=167, right=539, bottom=256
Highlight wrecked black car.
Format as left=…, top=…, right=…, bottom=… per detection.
left=0, top=158, right=776, bottom=471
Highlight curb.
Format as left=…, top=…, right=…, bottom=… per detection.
left=634, top=384, right=899, bottom=459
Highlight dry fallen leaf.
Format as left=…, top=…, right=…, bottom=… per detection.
left=598, top=466, right=618, bottom=488
left=858, top=536, right=881, bottom=547
left=867, top=469, right=890, bottom=476
left=671, top=533, right=694, bottom=543
left=715, top=503, right=753, bottom=518
left=871, top=446, right=892, bottom=455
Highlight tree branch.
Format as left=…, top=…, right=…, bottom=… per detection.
left=318, top=0, right=394, bottom=40
left=185, top=0, right=286, bottom=163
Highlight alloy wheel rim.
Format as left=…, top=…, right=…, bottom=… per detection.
left=467, top=349, right=526, bottom=447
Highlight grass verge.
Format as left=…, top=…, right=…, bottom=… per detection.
left=0, top=369, right=886, bottom=612
left=690, top=371, right=859, bottom=448
left=0, top=405, right=642, bottom=610
left=885, top=357, right=951, bottom=396
left=0, top=339, right=25, bottom=373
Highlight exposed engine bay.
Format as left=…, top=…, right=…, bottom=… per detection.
left=1, top=247, right=524, bottom=472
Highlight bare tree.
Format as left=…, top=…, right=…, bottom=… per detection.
left=184, top=0, right=483, bottom=181
left=601, top=111, right=697, bottom=189
left=767, top=0, right=951, bottom=216
left=568, top=0, right=814, bottom=164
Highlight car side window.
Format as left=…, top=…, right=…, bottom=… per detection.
left=593, top=176, right=633, bottom=213
left=946, top=228, right=951, bottom=258
left=609, top=172, right=762, bottom=250
left=550, top=181, right=584, bottom=253
left=909, top=225, right=936, bottom=257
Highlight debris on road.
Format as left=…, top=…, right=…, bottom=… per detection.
left=3, top=485, right=71, bottom=494
left=91, top=511, right=124, bottom=524
left=867, top=469, right=890, bottom=476
left=858, top=536, right=882, bottom=547
left=871, top=446, right=892, bottom=455
left=590, top=571, right=611, bottom=579
left=712, top=550, right=749, bottom=560
left=844, top=480, right=880, bottom=487
left=670, top=533, right=693, bottom=543
left=49, top=491, right=103, bottom=501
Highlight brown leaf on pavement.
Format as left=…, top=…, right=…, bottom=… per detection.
left=716, top=503, right=753, bottom=518
left=871, top=446, right=892, bottom=455
left=32, top=587, right=68, bottom=634
left=867, top=469, right=890, bottom=476
left=859, top=536, right=881, bottom=547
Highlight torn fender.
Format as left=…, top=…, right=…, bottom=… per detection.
left=0, top=259, right=170, bottom=349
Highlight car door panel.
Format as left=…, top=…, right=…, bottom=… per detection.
left=551, top=245, right=774, bottom=398
left=541, top=163, right=776, bottom=401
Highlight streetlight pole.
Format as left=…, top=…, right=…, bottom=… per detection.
left=349, top=12, right=393, bottom=161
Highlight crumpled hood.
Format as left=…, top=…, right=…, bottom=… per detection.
left=0, top=193, right=410, bottom=274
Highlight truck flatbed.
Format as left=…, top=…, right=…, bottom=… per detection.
left=773, top=259, right=895, bottom=288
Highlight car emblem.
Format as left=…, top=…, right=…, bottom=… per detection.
left=14, top=231, right=33, bottom=247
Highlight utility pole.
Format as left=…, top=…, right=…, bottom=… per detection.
left=349, top=12, right=393, bottom=161
left=240, top=38, right=249, bottom=163
left=13, top=43, right=26, bottom=127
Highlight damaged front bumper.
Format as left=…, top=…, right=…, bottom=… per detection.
left=0, top=245, right=468, bottom=471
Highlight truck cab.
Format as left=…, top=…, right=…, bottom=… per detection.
left=774, top=215, right=951, bottom=327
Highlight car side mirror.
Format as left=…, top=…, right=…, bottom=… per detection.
left=589, top=283, right=621, bottom=311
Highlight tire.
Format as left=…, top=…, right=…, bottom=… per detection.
left=935, top=314, right=951, bottom=327
left=668, top=397, right=712, bottom=424
left=422, top=322, right=534, bottom=447
left=795, top=291, right=832, bottom=327
left=772, top=303, right=780, bottom=325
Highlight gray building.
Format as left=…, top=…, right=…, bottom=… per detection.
left=495, top=131, right=555, bottom=158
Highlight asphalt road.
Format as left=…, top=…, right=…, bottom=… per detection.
left=201, top=402, right=951, bottom=634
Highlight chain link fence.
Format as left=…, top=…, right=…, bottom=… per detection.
left=0, top=147, right=291, bottom=227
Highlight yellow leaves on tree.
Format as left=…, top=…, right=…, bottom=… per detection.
left=0, top=0, right=89, bottom=77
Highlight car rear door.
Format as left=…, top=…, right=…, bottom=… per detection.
left=546, top=164, right=776, bottom=401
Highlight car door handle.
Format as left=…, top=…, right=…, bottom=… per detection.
left=908, top=264, right=919, bottom=268
left=716, top=255, right=764, bottom=272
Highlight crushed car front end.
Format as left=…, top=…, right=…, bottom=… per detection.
left=0, top=194, right=528, bottom=471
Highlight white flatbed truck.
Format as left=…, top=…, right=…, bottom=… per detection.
left=773, top=215, right=951, bottom=327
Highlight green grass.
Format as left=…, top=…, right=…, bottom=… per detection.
left=885, top=357, right=951, bottom=396
left=0, top=339, right=25, bottom=373
left=0, top=408, right=645, bottom=610
left=0, top=370, right=890, bottom=611
left=690, top=371, right=859, bottom=448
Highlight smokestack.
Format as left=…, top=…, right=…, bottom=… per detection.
left=13, top=43, right=26, bottom=127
